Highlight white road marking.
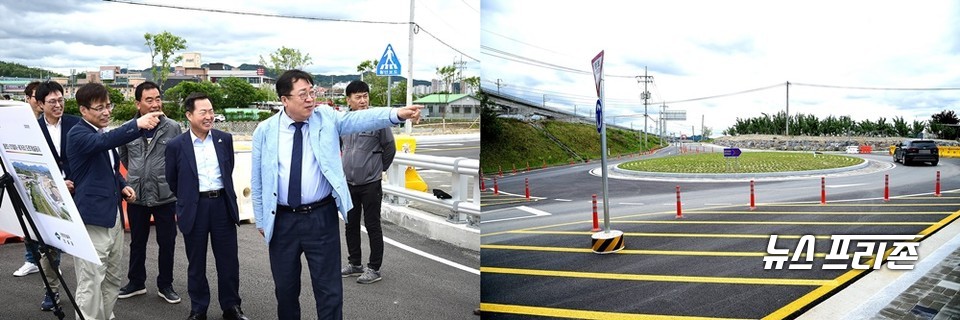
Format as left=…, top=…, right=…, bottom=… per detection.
left=619, top=202, right=645, bottom=205
left=516, top=206, right=552, bottom=217
left=704, top=203, right=732, bottom=206
left=554, top=199, right=572, bottom=202
left=827, top=183, right=867, bottom=188
left=361, top=225, right=479, bottom=275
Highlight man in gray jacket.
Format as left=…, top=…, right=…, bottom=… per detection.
left=340, top=80, right=396, bottom=284
left=116, top=81, right=182, bottom=303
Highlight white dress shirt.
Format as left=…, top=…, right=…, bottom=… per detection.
left=277, top=111, right=330, bottom=206
left=44, top=116, right=62, bottom=155
left=190, top=129, right=224, bottom=192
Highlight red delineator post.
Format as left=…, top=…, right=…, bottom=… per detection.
left=936, top=171, right=942, bottom=197
left=512, top=164, right=517, bottom=175
left=524, top=178, right=530, bottom=199
left=526, top=161, right=530, bottom=173
left=498, top=165, right=503, bottom=177
left=480, top=172, right=486, bottom=191
left=820, top=177, right=826, bottom=205
left=542, top=159, right=546, bottom=169
left=493, top=177, right=499, bottom=195
left=591, top=194, right=600, bottom=232
left=749, top=179, right=756, bottom=211
left=676, top=185, right=684, bottom=219
left=884, top=174, right=890, bottom=202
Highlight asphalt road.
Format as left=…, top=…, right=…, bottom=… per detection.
left=480, top=146, right=960, bottom=319
left=1, top=219, right=479, bottom=319
left=0, top=139, right=482, bottom=319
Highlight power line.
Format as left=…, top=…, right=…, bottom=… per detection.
left=791, top=82, right=960, bottom=91
left=415, top=24, right=479, bottom=62
left=458, top=0, right=479, bottom=13
left=654, top=83, right=785, bottom=105
left=102, top=0, right=409, bottom=25
left=481, top=45, right=638, bottom=79
left=104, top=0, right=478, bottom=63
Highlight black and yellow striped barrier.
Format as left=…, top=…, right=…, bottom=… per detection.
left=591, top=230, right=625, bottom=254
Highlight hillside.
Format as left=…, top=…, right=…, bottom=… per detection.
left=0, top=61, right=63, bottom=78
left=481, top=118, right=660, bottom=173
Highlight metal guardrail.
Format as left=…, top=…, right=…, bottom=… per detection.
left=384, top=152, right=480, bottom=228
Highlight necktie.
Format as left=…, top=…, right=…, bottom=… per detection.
left=288, top=122, right=305, bottom=207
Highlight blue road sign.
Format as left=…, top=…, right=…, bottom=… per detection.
left=723, top=148, right=742, bottom=157
left=376, top=44, right=402, bottom=76
left=595, top=99, right=603, bottom=133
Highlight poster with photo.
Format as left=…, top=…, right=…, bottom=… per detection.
left=0, top=101, right=101, bottom=265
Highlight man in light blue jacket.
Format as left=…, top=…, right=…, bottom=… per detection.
left=251, top=69, right=421, bottom=320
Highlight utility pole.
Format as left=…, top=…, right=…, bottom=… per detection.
left=405, top=0, right=415, bottom=134
left=454, top=56, right=466, bottom=94
left=785, top=81, right=791, bottom=136
left=660, top=103, right=667, bottom=147
left=636, top=67, right=653, bottom=150
left=702, top=114, right=705, bottom=141
left=496, top=78, right=502, bottom=94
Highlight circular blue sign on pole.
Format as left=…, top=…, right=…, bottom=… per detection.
left=595, top=99, right=603, bottom=133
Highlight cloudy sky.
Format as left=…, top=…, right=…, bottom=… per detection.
left=481, top=0, right=960, bottom=137
left=0, top=0, right=478, bottom=82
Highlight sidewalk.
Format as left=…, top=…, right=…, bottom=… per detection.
left=874, top=246, right=960, bottom=319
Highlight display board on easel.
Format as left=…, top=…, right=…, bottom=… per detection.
left=0, top=101, right=101, bottom=265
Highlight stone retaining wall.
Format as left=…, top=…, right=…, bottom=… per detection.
left=714, top=135, right=960, bottom=152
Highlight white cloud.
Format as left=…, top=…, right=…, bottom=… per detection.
left=1, top=0, right=479, bottom=82
left=482, top=0, right=960, bottom=136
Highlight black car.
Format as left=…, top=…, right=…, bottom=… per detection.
left=893, top=139, right=939, bottom=166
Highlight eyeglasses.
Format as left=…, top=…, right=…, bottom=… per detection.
left=45, top=98, right=65, bottom=106
left=286, top=90, right=318, bottom=101
left=87, top=104, right=114, bottom=113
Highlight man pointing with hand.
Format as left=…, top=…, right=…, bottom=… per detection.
left=67, top=82, right=164, bottom=320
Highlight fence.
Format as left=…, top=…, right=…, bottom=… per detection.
left=383, top=135, right=481, bottom=228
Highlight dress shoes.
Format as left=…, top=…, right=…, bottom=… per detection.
left=186, top=311, right=206, bottom=320
left=223, top=305, right=249, bottom=320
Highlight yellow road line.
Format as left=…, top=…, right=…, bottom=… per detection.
left=480, top=303, right=751, bottom=320
left=481, top=267, right=834, bottom=286
left=616, top=220, right=933, bottom=226
left=481, top=244, right=828, bottom=258
left=507, top=230, right=833, bottom=239
left=686, top=211, right=950, bottom=215
left=764, top=209, right=960, bottom=319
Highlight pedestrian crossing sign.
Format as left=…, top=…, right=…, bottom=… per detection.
left=376, top=44, right=402, bottom=76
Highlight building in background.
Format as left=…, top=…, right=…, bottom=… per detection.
left=413, top=93, right=480, bottom=120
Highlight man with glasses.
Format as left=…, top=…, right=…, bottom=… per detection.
left=251, top=69, right=422, bottom=319
left=339, top=80, right=395, bottom=285
left=30, top=81, right=82, bottom=311
left=12, top=81, right=45, bottom=280
left=24, top=81, right=43, bottom=119
left=116, top=81, right=182, bottom=305
left=67, top=82, right=164, bottom=320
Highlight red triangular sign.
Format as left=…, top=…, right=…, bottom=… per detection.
left=591, top=50, right=604, bottom=98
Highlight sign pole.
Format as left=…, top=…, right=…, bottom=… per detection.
left=590, top=51, right=623, bottom=254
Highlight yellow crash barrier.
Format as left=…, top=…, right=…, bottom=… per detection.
left=395, top=135, right=428, bottom=192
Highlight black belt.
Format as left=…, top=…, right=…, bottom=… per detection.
left=199, top=189, right=225, bottom=198
left=278, top=195, right=335, bottom=214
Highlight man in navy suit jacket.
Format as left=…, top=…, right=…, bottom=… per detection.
left=164, top=92, right=248, bottom=320
left=33, top=81, right=82, bottom=311
left=66, top=83, right=164, bottom=320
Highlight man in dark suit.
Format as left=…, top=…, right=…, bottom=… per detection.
left=67, top=83, right=163, bottom=320
left=165, top=92, right=248, bottom=320
left=34, top=81, right=82, bottom=311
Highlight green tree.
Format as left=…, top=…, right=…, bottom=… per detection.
left=930, top=110, right=959, bottom=139
left=892, top=116, right=910, bottom=137
left=910, top=120, right=926, bottom=138
left=144, top=31, right=187, bottom=90
left=218, top=77, right=260, bottom=109
left=107, top=87, right=125, bottom=105
left=260, top=46, right=313, bottom=75
left=464, top=76, right=480, bottom=95
left=163, top=80, right=224, bottom=111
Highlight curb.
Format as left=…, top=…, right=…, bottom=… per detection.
left=381, top=203, right=480, bottom=252
left=611, top=156, right=872, bottom=180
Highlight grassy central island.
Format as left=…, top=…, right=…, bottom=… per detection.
left=618, top=151, right=865, bottom=173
